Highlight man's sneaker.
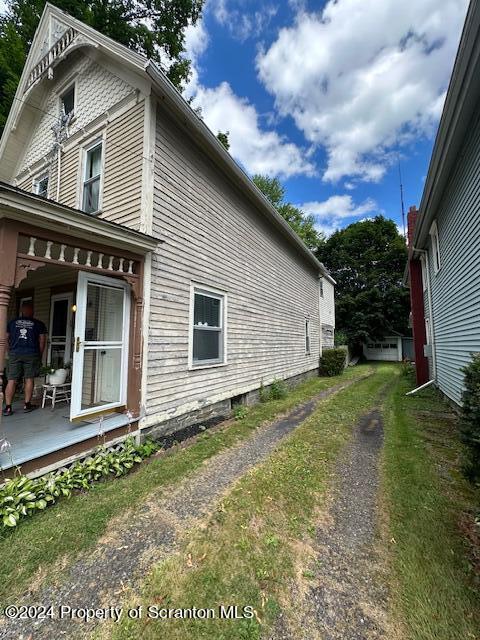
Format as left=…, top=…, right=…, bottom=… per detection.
left=23, top=402, right=35, bottom=413
left=2, top=406, right=13, bottom=416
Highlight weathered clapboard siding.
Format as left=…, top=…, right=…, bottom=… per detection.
left=101, top=100, right=144, bottom=229
left=146, top=106, right=321, bottom=421
left=424, top=106, right=480, bottom=404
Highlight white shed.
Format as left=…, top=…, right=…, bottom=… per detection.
left=363, top=336, right=403, bottom=362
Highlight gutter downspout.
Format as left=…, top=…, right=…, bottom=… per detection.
left=406, top=379, right=435, bottom=396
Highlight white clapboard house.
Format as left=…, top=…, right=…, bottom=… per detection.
left=0, top=4, right=335, bottom=475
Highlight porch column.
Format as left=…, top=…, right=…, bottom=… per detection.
left=0, top=221, right=19, bottom=417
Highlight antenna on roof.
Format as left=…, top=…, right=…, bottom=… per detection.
left=397, top=154, right=406, bottom=240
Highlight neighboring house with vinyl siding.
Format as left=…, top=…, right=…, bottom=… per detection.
left=406, top=0, right=480, bottom=405
left=0, top=4, right=335, bottom=475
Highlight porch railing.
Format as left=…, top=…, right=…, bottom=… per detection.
left=28, top=28, right=77, bottom=88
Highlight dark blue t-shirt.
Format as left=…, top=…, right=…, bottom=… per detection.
left=7, top=317, right=47, bottom=356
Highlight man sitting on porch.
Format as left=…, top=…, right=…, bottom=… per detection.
left=3, top=301, right=47, bottom=416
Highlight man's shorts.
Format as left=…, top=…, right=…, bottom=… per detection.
left=6, top=354, right=41, bottom=380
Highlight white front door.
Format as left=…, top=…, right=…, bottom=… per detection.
left=70, top=272, right=131, bottom=421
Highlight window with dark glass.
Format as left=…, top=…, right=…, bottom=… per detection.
left=305, top=319, right=310, bottom=354
left=34, top=174, right=49, bottom=198
left=61, top=86, right=75, bottom=117
left=82, top=142, right=102, bottom=213
left=192, top=290, right=224, bottom=364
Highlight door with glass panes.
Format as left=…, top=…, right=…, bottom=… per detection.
left=70, top=272, right=130, bottom=420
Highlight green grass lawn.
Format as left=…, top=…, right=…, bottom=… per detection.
left=383, top=374, right=480, bottom=640
left=107, top=364, right=397, bottom=640
left=0, top=363, right=371, bottom=606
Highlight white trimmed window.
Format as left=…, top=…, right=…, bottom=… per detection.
left=82, top=140, right=103, bottom=214
left=429, top=221, right=441, bottom=273
left=420, top=254, right=427, bottom=291
left=305, top=318, right=311, bottom=354
left=319, top=278, right=324, bottom=297
left=60, top=85, right=75, bottom=117
left=33, top=173, right=49, bottom=198
left=191, top=287, right=226, bottom=366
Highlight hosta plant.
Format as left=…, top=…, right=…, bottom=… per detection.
left=0, top=437, right=159, bottom=529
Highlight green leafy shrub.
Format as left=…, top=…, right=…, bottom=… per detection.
left=0, top=437, right=159, bottom=528
left=233, top=405, right=248, bottom=420
left=268, top=378, right=288, bottom=400
left=334, top=330, right=348, bottom=346
left=319, top=348, right=346, bottom=377
left=460, top=354, right=480, bottom=483
left=400, top=359, right=415, bottom=378
left=259, top=378, right=288, bottom=402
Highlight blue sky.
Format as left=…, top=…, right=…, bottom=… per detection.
left=183, top=0, right=469, bottom=236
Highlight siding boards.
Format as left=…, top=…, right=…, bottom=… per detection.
left=426, top=106, right=480, bottom=404
left=102, top=100, right=144, bottom=229
left=147, top=106, right=320, bottom=418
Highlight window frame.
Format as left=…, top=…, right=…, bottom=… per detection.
left=420, top=254, right=428, bottom=291
left=59, top=82, right=76, bottom=119
left=319, top=278, right=324, bottom=298
left=305, top=318, right=311, bottom=355
left=81, top=136, right=104, bottom=215
left=188, top=284, right=228, bottom=370
left=429, top=220, right=441, bottom=274
left=33, top=171, right=49, bottom=198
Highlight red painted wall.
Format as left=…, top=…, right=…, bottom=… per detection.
left=407, top=206, right=430, bottom=385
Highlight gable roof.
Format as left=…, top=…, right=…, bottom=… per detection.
left=412, top=0, right=480, bottom=250
left=0, top=3, right=334, bottom=283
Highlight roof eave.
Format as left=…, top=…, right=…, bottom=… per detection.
left=414, top=0, right=480, bottom=248
left=0, top=183, right=159, bottom=254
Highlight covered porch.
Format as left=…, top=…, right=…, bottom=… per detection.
left=0, top=183, right=158, bottom=475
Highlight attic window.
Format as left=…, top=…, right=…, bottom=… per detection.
left=61, top=85, right=75, bottom=117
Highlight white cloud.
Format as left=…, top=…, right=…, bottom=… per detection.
left=182, top=6, right=315, bottom=179
left=213, top=1, right=278, bottom=42
left=257, top=0, right=468, bottom=183
left=190, top=82, right=316, bottom=178
left=183, top=17, right=209, bottom=98
left=299, top=195, right=378, bottom=235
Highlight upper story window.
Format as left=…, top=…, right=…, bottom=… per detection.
left=429, top=221, right=441, bottom=273
left=191, top=287, right=226, bottom=367
left=33, top=173, right=49, bottom=198
left=82, top=141, right=103, bottom=214
left=60, top=85, right=75, bottom=118
left=319, top=278, right=324, bottom=297
left=420, top=254, right=428, bottom=291
left=305, top=318, right=311, bottom=354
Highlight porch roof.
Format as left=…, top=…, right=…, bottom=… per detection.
left=0, top=181, right=160, bottom=254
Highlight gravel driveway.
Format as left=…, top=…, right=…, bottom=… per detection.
left=270, top=407, right=390, bottom=640
left=0, top=374, right=369, bottom=640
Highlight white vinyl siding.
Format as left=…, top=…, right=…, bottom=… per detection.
left=145, top=106, right=321, bottom=421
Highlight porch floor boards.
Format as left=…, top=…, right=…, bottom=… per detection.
left=0, top=402, right=131, bottom=470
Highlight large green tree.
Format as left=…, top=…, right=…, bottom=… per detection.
left=252, top=174, right=324, bottom=252
left=0, top=0, right=203, bottom=132
left=315, top=216, right=409, bottom=349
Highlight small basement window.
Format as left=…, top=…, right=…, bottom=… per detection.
left=60, top=85, right=75, bottom=117
left=33, top=173, right=49, bottom=198
left=191, top=287, right=226, bottom=366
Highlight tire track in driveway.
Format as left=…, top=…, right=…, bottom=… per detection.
left=271, top=402, right=392, bottom=640
left=0, top=373, right=372, bottom=640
